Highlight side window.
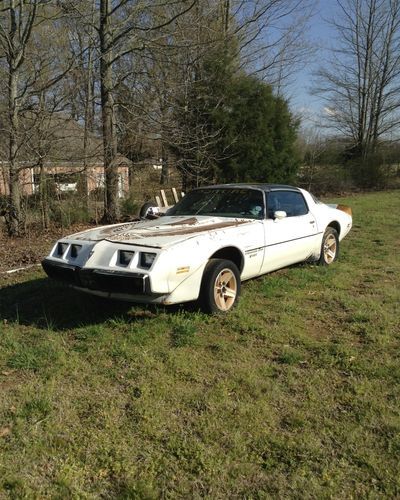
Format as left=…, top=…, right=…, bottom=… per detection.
left=267, top=191, right=308, bottom=218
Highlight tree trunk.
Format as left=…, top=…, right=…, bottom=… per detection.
left=3, top=0, right=37, bottom=235
left=223, top=0, right=230, bottom=34
left=83, top=43, right=94, bottom=208
left=82, top=0, right=96, bottom=210
left=7, top=67, right=23, bottom=236
left=100, top=0, right=119, bottom=223
left=160, top=142, right=169, bottom=185
left=39, top=160, right=49, bottom=229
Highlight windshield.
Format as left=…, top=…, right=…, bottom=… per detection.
left=167, top=188, right=265, bottom=219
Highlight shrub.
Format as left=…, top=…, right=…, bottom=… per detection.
left=50, top=196, right=90, bottom=227
left=120, top=190, right=140, bottom=219
left=349, top=153, right=390, bottom=189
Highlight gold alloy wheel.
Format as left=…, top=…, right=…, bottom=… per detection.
left=324, top=233, right=337, bottom=264
left=213, top=268, right=238, bottom=311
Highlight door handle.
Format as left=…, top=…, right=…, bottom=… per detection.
left=309, top=220, right=315, bottom=224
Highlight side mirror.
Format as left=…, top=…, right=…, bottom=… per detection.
left=274, top=210, right=287, bottom=220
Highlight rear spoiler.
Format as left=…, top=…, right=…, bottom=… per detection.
left=327, top=204, right=352, bottom=217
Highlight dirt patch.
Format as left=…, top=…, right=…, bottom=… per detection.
left=0, top=223, right=92, bottom=273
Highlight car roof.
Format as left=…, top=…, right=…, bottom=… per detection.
left=193, top=183, right=302, bottom=193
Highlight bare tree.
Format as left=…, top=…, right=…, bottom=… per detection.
left=144, top=1, right=234, bottom=189
left=64, top=0, right=98, bottom=205
left=97, top=0, right=197, bottom=223
left=298, top=126, right=328, bottom=190
left=98, top=0, right=315, bottom=199
left=0, top=0, right=74, bottom=235
left=315, top=0, right=400, bottom=161
left=231, top=0, right=316, bottom=93
left=99, top=0, right=118, bottom=222
left=0, top=0, right=39, bottom=235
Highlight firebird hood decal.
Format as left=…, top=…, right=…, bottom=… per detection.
left=68, top=216, right=253, bottom=248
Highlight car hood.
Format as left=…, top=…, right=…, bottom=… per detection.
left=67, top=216, right=253, bottom=249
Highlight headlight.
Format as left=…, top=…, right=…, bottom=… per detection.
left=70, top=244, right=82, bottom=258
left=56, top=242, right=68, bottom=257
left=118, top=250, right=134, bottom=266
left=139, top=252, right=156, bottom=269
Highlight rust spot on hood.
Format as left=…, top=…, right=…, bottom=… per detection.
left=167, top=217, right=198, bottom=226
left=337, top=204, right=352, bottom=216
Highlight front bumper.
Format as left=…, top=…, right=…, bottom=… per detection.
left=42, top=259, right=151, bottom=295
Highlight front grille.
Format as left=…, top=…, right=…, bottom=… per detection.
left=79, top=270, right=147, bottom=294
left=42, top=259, right=149, bottom=295
left=42, top=259, right=78, bottom=285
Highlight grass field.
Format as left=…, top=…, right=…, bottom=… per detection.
left=0, top=190, right=399, bottom=498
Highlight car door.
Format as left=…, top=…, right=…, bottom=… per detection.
left=234, top=189, right=267, bottom=280
left=261, top=190, right=319, bottom=273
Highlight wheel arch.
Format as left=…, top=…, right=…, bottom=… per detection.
left=209, top=246, right=244, bottom=273
left=327, top=220, right=341, bottom=237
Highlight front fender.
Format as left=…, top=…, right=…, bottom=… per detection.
left=163, top=262, right=207, bottom=304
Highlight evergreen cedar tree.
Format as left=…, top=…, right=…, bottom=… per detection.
left=174, top=51, right=299, bottom=186
left=215, top=76, right=299, bottom=184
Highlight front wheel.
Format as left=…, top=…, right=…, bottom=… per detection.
left=199, top=259, right=241, bottom=313
left=318, top=227, right=339, bottom=265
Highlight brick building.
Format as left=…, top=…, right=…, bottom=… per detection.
left=0, top=157, right=131, bottom=198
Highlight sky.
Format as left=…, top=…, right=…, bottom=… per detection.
left=291, top=0, right=342, bottom=128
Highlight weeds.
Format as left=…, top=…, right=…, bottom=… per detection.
left=170, top=313, right=198, bottom=347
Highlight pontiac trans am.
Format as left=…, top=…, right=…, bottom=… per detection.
left=42, top=184, right=352, bottom=313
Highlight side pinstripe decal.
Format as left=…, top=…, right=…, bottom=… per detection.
left=244, top=232, right=323, bottom=254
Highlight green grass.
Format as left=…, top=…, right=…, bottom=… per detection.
left=0, top=190, right=399, bottom=498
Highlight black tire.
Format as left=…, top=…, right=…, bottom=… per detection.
left=139, top=201, right=157, bottom=219
left=199, top=258, right=241, bottom=313
left=318, top=227, right=339, bottom=265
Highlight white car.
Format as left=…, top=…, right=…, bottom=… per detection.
left=42, top=184, right=352, bottom=313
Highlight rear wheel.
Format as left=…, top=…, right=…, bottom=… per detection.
left=200, top=259, right=241, bottom=313
left=319, top=227, right=339, bottom=265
